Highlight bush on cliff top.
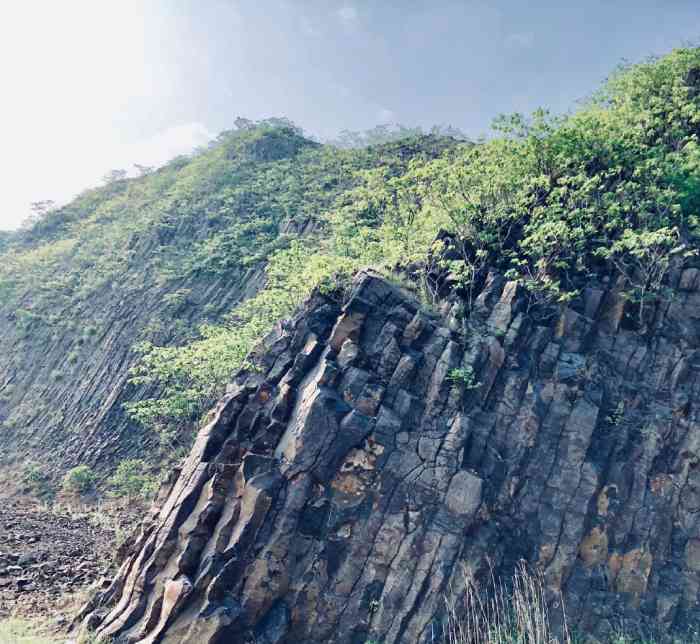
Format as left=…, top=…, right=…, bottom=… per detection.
left=127, top=47, right=700, bottom=435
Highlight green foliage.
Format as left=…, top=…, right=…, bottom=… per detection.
left=162, top=288, right=192, bottom=311
left=121, top=133, right=455, bottom=431
left=126, top=240, right=364, bottom=429
left=62, top=465, right=97, bottom=496
left=22, top=465, right=54, bottom=500
left=0, top=119, right=451, bottom=436
left=327, top=123, right=467, bottom=149
left=447, top=367, right=480, bottom=390
left=1, top=400, right=42, bottom=432
left=596, top=227, right=693, bottom=323
left=108, top=459, right=158, bottom=500
left=125, top=48, right=700, bottom=434
left=4, top=48, right=700, bottom=446
left=607, top=401, right=626, bottom=426
left=427, top=48, right=700, bottom=314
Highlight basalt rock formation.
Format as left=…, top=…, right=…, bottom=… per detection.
left=0, top=264, right=265, bottom=476
left=81, top=268, right=700, bottom=643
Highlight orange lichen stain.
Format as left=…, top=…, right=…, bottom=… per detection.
left=331, top=472, right=366, bottom=497
left=608, top=552, right=622, bottom=582
left=332, top=440, right=385, bottom=499
left=612, top=548, right=653, bottom=607
left=579, top=527, right=609, bottom=567
left=340, top=448, right=377, bottom=473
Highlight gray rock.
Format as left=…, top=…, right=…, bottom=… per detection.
left=78, top=271, right=700, bottom=643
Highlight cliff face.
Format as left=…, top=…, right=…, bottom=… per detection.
left=80, top=268, right=700, bottom=642
left=0, top=262, right=265, bottom=473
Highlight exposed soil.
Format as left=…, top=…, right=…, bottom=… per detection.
left=0, top=497, right=135, bottom=632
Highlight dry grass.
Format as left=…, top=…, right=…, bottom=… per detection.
left=443, top=562, right=570, bottom=644
left=0, top=619, right=61, bottom=644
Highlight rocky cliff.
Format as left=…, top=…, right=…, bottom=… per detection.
left=80, top=267, right=700, bottom=642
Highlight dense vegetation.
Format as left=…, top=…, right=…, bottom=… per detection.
left=2, top=47, right=699, bottom=453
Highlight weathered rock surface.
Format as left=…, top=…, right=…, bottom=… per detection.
left=0, top=264, right=265, bottom=476
left=81, top=270, right=700, bottom=642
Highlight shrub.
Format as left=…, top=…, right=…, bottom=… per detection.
left=22, top=465, right=54, bottom=499
left=62, top=465, right=96, bottom=496
left=108, top=459, right=158, bottom=500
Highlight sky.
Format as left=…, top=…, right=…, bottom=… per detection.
left=0, top=1, right=698, bottom=230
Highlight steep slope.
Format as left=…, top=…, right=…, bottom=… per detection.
left=80, top=269, right=700, bottom=642
left=0, top=126, right=454, bottom=482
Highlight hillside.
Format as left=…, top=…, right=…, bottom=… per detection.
left=1, top=47, right=700, bottom=642
left=0, top=123, right=457, bottom=488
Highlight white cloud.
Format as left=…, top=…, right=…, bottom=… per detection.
left=504, top=32, right=534, bottom=49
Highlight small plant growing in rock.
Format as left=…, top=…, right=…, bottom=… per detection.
left=447, top=366, right=480, bottom=390
left=606, top=401, right=625, bottom=426
left=62, top=465, right=97, bottom=496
